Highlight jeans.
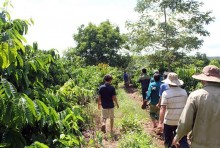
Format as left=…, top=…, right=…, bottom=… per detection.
left=164, top=124, right=189, bottom=148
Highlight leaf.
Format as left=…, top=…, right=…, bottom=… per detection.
left=16, top=54, right=23, bottom=67
left=22, top=71, right=30, bottom=88
left=29, top=61, right=37, bottom=72
left=1, top=78, right=17, bottom=98
left=36, top=99, right=49, bottom=115
left=13, top=38, right=25, bottom=52
left=23, top=94, right=37, bottom=118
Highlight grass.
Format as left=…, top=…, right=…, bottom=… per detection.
left=84, top=84, right=163, bottom=148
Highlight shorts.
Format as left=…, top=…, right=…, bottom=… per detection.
left=149, top=104, right=159, bottom=120
left=102, top=108, right=114, bottom=119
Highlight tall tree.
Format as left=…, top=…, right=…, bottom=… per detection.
left=73, top=20, right=130, bottom=68
left=126, top=0, right=214, bottom=70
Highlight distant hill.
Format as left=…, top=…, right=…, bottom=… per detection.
left=208, top=56, right=220, bottom=60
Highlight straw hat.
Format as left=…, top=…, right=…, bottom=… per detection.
left=163, top=72, right=183, bottom=86
left=192, top=65, right=220, bottom=83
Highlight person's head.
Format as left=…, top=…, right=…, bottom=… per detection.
left=104, top=74, right=113, bottom=82
left=142, top=68, right=147, bottom=74
left=163, top=72, right=183, bottom=87
left=192, top=65, right=220, bottom=84
left=153, top=73, right=161, bottom=82
left=153, top=70, right=159, bottom=74
left=163, top=72, right=169, bottom=80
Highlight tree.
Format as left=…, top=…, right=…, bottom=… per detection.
left=0, top=1, right=33, bottom=70
left=73, top=20, right=130, bottom=68
left=126, top=0, right=214, bottom=71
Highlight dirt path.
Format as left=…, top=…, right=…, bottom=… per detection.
left=88, top=85, right=164, bottom=148
left=124, top=85, right=164, bottom=147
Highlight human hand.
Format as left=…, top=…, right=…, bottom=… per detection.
left=157, top=123, right=163, bottom=131
left=172, top=136, right=180, bottom=148
left=98, top=104, right=101, bottom=110
left=156, top=103, right=160, bottom=108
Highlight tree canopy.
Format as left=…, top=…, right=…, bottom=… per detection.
left=126, top=0, right=214, bottom=70
left=73, top=20, right=130, bottom=68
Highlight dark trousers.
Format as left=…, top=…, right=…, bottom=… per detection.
left=142, top=90, right=147, bottom=101
left=164, top=124, right=189, bottom=148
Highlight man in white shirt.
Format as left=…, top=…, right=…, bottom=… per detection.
left=158, top=72, right=189, bottom=148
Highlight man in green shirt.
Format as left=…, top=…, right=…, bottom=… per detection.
left=173, top=65, right=220, bottom=148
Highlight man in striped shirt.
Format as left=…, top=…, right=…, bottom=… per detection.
left=158, top=72, right=189, bottom=148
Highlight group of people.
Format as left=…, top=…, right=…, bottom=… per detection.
left=139, top=65, right=220, bottom=148
left=97, top=65, right=220, bottom=148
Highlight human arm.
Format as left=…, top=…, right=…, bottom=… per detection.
left=158, top=92, right=168, bottom=130
left=113, top=95, right=119, bottom=108
left=98, top=95, right=101, bottom=110
left=145, top=84, right=152, bottom=103
left=158, top=105, right=166, bottom=130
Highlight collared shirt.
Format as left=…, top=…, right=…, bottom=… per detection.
left=161, top=87, right=188, bottom=125
left=176, top=83, right=220, bottom=148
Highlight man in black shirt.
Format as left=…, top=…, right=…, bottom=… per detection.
left=98, top=74, right=119, bottom=134
left=138, top=68, right=150, bottom=102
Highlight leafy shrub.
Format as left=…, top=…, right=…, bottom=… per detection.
left=118, top=132, right=153, bottom=148
left=120, top=115, right=142, bottom=133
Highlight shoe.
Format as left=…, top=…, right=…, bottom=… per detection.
left=101, top=125, right=106, bottom=133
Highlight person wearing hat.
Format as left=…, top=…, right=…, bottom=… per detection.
left=158, top=72, right=189, bottom=148
left=172, top=65, right=220, bottom=148
left=98, top=74, right=119, bottom=134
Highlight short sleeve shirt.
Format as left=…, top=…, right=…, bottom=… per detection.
left=161, top=87, right=187, bottom=125
left=159, top=83, right=169, bottom=97
left=98, top=83, right=116, bottom=109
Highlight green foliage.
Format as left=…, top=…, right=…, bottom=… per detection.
left=0, top=1, right=33, bottom=69
left=120, top=115, right=142, bottom=133
left=209, top=59, right=220, bottom=68
left=73, top=20, right=130, bottom=68
left=126, top=0, right=214, bottom=70
left=118, top=132, right=153, bottom=148
left=25, top=141, right=49, bottom=148
left=176, top=67, right=202, bottom=93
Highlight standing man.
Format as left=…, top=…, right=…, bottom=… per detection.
left=158, top=72, right=189, bottom=148
left=157, top=72, right=170, bottom=108
left=138, top=68, right=150, bottom=103
left=123, top=71, right=129, bottom=87
left=173, top=65, right=220, bottom=148
left=98, top=74, right=119, bottom=134
left=145, top=73, right=161, bottom=128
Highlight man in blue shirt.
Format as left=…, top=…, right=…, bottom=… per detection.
left=145, top=73, right=161, bottom=128
left=123, top=71, right=129, bottom=87
left=98, top=74, right=119, bottom=134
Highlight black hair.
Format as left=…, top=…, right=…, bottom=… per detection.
left=142, top=68, right=147, bottom=74
left=163, top=72, right=169, bottom=79
left=154, top=73, right=161, bottom=82
left=104, top=74, right=113, bottom=82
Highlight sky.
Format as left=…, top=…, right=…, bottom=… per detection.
left=5, top=0, right=220, bottom=57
